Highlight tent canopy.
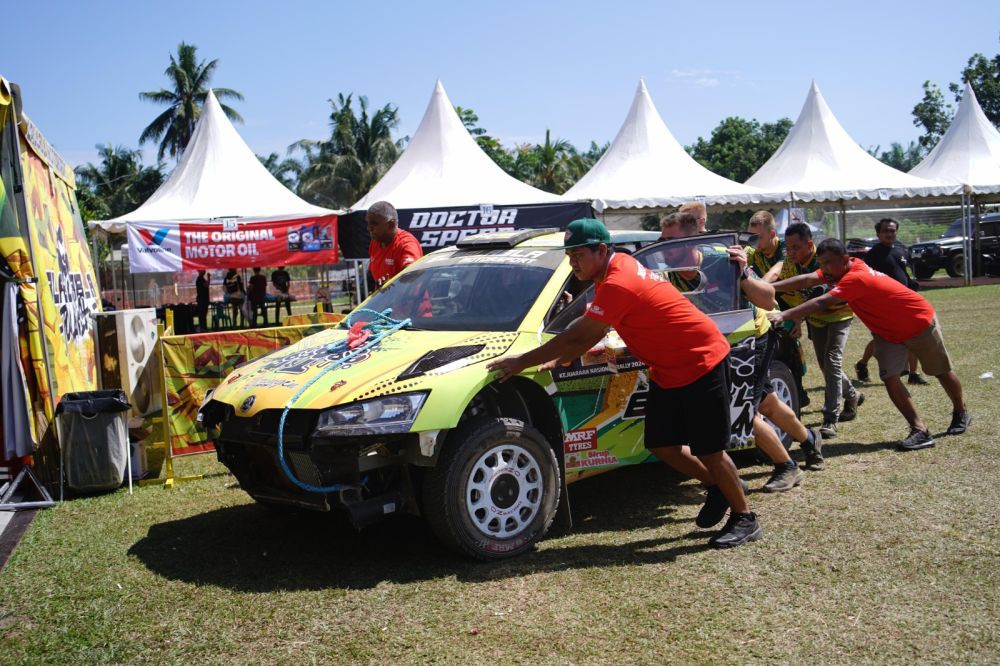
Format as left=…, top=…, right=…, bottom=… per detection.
left=350, top=81, right=561, bottom=211
left=909, top=83, right=1000, bottom=195
left=745, top=82, right=957, bottom=203
left=90, top=90, right=338, bottom=234
left=564, top=80, right=774, bottom=210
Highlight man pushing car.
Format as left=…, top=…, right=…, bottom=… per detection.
left=487, top=218, right=762, bottom=549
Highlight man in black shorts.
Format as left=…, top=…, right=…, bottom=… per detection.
left=489, top=218, right=761, bottom=549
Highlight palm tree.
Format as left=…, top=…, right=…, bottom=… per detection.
left=257, top=152, right=301, bottom=190
left=292, top=93, right=403, bottom=209
left=139, top=42, right=243, bottom=161
left=525, top=130, right=577, bottom=193
left=868, top=141, right=925, bottom=172
left=75, top=144, right=164, bottom=220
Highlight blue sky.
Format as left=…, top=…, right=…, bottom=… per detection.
left=2, top=1, right=998, bottom=170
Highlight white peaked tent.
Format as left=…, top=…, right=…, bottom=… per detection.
left=90, top=90, right=338, bottom=234
left=909, top=83, right=1000, bottom=194
left=564, top=80, right=772, bottom=210
left=351, top=80, right=560, bottom=210
left=745, top=81, right=957, bottom=202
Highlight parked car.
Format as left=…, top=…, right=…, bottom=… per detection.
left=908, top=213, right=1000, bottom=279
left=199, top=229, right=798, bottom=560
left=845, top=237, right=909, bottom=261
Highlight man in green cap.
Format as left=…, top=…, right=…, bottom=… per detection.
left=488, top=218, right=762, bottom=549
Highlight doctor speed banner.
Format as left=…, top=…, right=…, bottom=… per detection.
left=126, top=215, right=338, bottom=273
left=338, top=201, right=592, bottom=259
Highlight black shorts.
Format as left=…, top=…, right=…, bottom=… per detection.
left=644, top=356, right=732, bottom=457
left=753, top=330, right=778, bottom=407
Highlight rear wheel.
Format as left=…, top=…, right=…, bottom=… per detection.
left=765, top=361, right=799, bottom=450
left=422, top=417, right=560, bottom=560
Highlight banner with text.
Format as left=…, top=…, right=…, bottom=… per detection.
left=338, top=201, right=592, bottom=259
left=126, top=215, right=339, bottom=273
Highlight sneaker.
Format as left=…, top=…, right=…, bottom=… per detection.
left=839, top=392, right=865, bottom=422
left=854, top=360, right=870, bottom=382
left=799, top=391, right=811, bottom=408
left=709, top=512, right=763, bottom=549
left=696, top=479, right=749, bottom=529
left=908, top=373, right=930, bottom=386
left=897, top=427, right=935, bottom=451
left=946, top=410, right=972, bottom=435
left=819, top=421, right=837, bottom=438
left=763, top=463, right=803, bottom=492
left=801, top=427, right=825, bottom=470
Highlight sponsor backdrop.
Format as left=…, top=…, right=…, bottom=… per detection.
left=161, top=320, right=342, bottom=456
left=126, top=215, right=339, bottom=273
left=18, top=115, right=101, bottom=404
left=338, top=201, right=593, bottom=259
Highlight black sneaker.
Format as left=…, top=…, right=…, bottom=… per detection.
left=819, top=421, right=837, bottom=438
left=946, top=410, right=972, bottom=435
left=839, top=392, right=865, bottom=422
left=854, top=360, right=870, bottom=382
left=709, top=512, right=763, bottom=549
left=696, top=479, right=749, bottom=529
left=898, top=427, right=935, bottom=451
left=907, top=373, right=930, bottom=386
left=801, top=427, right=825, bottom=470
left=762, top=463, right=803, bottom=492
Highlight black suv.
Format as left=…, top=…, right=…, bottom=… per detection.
left=908, top=213, right=1000, bottom=279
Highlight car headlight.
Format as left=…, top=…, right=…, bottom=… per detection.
left=313, top=392, right=429, bottom=437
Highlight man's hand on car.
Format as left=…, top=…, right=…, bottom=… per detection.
left=727, top=245, right=749, bottom=271
left=487, top=355, right=529, bottom=383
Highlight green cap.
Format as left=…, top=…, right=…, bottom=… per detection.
left=562, top=218, right=610, bottom=249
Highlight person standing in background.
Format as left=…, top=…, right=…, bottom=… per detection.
left=195, top=269, right=210, bottom=331
left=271, top=265, right=292, bottom=321
left=248, top=267, right=269, bottom=327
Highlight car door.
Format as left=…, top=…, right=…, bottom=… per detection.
left=543, top=234, right=757, bottom=482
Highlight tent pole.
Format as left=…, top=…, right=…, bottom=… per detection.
left=973, top=194, right=982, bottom=277
left=839, top=200, right=847, bottom=242
left=962, top=191, right=972, bottom=287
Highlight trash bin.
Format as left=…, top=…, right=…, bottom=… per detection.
left=55, top=390, right=131, bottom=493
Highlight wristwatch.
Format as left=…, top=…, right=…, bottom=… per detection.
left=740, top=266, right=754, bottom=281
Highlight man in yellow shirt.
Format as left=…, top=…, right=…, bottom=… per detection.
left=766, top=222, right=863, bottom=437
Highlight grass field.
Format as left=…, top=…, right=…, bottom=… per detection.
left=2, top=286, right=998, bottom=664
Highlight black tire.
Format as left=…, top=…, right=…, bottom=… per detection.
left=764, top=360, right=799, bottom=450
left=422, top=417, right=560, bottom=560
left=946, top=253, right=964, bottom=278
left=913, top=263, right=936, bottom=280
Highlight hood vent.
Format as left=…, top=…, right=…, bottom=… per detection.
left=397, top=345, right=486, bottom=381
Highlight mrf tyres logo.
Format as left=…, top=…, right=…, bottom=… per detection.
left=405, top=207, right=519, bottom=248
left=563, top=428, right=597, bottom=454
left=45, top=227, right=99, bottom=343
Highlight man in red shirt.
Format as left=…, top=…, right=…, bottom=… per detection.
left=366, top=201, right=423, bottom=289
left=488, top=219, right=762, bottom=549
left=769, top=239, right=970, bottom=451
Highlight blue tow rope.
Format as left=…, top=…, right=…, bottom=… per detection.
left=276, top=308, right=411, bottom=493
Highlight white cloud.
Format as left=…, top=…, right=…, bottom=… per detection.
left=670, top=69, right=737, bottom=88
left=694, top=77, right=720, bottom=88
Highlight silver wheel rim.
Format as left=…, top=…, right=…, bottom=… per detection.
left=465, top=443, right=544, bottom=539
left=766, top=375, right=795, bottom=445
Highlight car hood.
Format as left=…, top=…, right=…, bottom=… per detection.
left=913, top=235, right=963, bottom=249
left=210, top=327, right=518, bottom=416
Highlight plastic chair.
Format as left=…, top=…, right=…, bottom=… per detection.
left=212, top=302, right=232, bottom=330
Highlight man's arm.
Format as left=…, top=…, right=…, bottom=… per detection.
left=768, top=292, right=846, bottom=324
left=771, top=272, right=824, bottom=293
left=762, top=261, right=784, bottom=283
left=729, top=246, right=775, bottom=309
left=487, top=315, right=609, bottom=382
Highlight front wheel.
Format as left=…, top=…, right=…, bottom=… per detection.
left=422, top=417, right=560, bottom=560
left=946, top=253, right=964, bottom=278
left=913, top=263, right=936, bottom=280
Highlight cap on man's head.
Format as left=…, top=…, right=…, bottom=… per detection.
left=563, top=218, right=610, bottom=249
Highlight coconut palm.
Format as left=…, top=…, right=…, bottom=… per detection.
left=139, top=42, right=243, bottom=161
left=75, top=144, right=164, bottom=220
left=257, top=152, right=301, bottom=190
left=292, top=93, right=403, bottom=209
left=525, top=130, right=578, bottom=193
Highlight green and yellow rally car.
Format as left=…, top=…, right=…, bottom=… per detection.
left=200, top=229, right=798, bottom=559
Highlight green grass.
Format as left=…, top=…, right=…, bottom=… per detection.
left=2, top=286, right=998, bottom=664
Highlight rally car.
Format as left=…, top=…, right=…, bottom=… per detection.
left=200, top=229, right=797, bottom=560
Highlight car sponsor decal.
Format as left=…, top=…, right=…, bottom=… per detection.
left=257, top=342, right=376, bottom=375
left=239, top=395, right=256, bottom=413
left=565, top=449, right=619, bottom=470
left=563, top=428, right=597, bottom=453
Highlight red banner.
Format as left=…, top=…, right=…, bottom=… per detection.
left=127, top=215, right=338, bottom=273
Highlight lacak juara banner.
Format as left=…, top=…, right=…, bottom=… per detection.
left=126, top=215, right=339, bottom=273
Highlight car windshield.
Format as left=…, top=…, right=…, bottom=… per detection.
left=943, top=219, right=964, bottom=237
left=351, top=249, right=562, bottom=331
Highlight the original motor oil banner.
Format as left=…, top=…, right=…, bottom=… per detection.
left=338, top=201, right=593, bottom=259
left=18, top=116, right=100, bottom=402
left=161, top=320, right=342, bottom=456
left=126, top=214, right=338, bottom=273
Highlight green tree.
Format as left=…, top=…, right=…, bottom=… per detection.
left=868, top=141, right=925, bottom=172
left=455, top=105, right=519, bottom=175
left=257, top=152, right=301, bottom=190
left=139, top=42, right=243, bottom=161
left=292, top=93, right=403, bottom=209
left=75, top=144, right=164, bottom=221
left=912, top=81, right=953, bottom=152
left=687, top=117, right=793, bottom=182
left=522, top=130, right=578, bottom=193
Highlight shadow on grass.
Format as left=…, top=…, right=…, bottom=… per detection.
left=127, top=464, right=719, bottom=592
